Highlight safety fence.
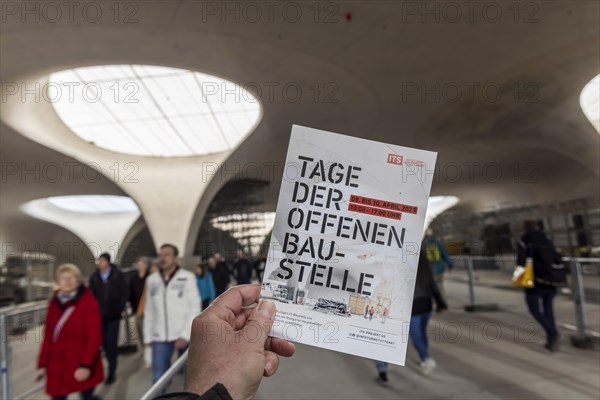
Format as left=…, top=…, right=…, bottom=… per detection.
left=451, top=255, right=599, bottom=347
left=0, top=302, right=138, bottom=400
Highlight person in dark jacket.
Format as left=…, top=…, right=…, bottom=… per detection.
left=130, top=256, right=150, bottom=343
left=210, top=253, right=231, bottom=295
left=375, top=251, right=447, bottom=383
left=232, top=250, right=253, bottom=284
left=152, top=284, right=295, bottom=400
left=517, top=220, right=560, bottom=352
left=89, top=253, right=128, bottom=385
left=37, top=263, right=104, bottom=400
left=252, top=256, right=267, bottom=282
left=130, top=256, right=149, bottom=315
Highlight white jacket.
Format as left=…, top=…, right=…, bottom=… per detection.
left=143, top=267, right=201, bottom=344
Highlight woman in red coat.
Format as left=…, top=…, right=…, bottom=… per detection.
left=37, top=263, right=104, bottom=400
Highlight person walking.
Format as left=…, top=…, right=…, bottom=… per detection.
left=89, top=253, right=128, bottom=385
left=423, top=229, right=453, bottom=302
left=369, top=306, right=375, bottom=320
left=364, top=304, right=370, bottom=319
left=129, top=256, right=150, bottom=344
left=381, top=307, right=389, bottom=324
left=232, top=249, right=253, bottom=285
left=375, top=251, right=447, bottom=383
left=37, top=264, right=104, bottom=400
left=195, top=262, right=217, bottom=310
left=517, top=220, right=564, bottom=352
left=253, top=256, right=267, bottom=282
left=211, top=253, right=231, bottom=295
left=144, top=244, right=201, bottom=386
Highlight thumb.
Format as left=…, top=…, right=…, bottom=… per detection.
left=244, top=300, right=276, bottom=348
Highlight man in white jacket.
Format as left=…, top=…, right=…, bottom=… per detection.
left=144, top=243, right=201, bottom=383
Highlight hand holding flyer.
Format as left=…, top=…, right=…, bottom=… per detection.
left=260, top=125, right=437, bottom=366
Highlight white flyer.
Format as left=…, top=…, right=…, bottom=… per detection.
left=260, top=125, right=437, bottom=365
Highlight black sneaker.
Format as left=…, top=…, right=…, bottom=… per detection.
left=376, top=372, right=388, bottom=384
left=105, top=375, right=116, bottom=385
left=546, top=334, right=561, bottom=352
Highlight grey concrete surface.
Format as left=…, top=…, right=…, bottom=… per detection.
left=6, top=275, right=600, bottom=400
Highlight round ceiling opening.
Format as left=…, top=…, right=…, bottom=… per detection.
left=580, top=74, right=599, bottom=133
left=46, top=195, right=139, bottom=214
left=48, top=65, right=262, bottom=157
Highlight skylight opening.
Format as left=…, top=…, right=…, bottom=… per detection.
left=580, top=74, right=600, bottom=133
left=425, top=196, right=459, bottom=231
left=48, top=65, right=262, bottom=157
left=47, top=195, right=139, bottom=214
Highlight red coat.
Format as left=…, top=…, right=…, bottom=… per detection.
left=37, top=286, right=104, bottom=396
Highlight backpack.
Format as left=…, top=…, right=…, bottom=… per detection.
left=531, top=242, right=566, bottom=286
left=425, top=242, right=441, bottom=263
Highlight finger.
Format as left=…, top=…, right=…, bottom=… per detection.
left=243, top=300, right=276, bottom=350
left=210, top=284, right=260, bottom=316
left=265, top=336, right=296, bottom=357
left=233, top=307, right=255, bottom=330
left=263, top=350, right=280, bottom=377
left=206, top=284, right=261, bottom=327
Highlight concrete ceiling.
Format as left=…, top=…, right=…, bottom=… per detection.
left=1, top=0, right=599, bottom=268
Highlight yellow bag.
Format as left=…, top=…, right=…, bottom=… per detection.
left=512, top=258, right=534, bottom=288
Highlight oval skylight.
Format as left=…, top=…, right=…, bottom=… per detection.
left=47, top=195, right=139, bottom=214
left=580, top=74, right=599, bottom=133
left=48, top=65, right=262, bottom=157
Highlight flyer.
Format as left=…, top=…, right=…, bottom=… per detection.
left=260, top=125, right=437, bottom=365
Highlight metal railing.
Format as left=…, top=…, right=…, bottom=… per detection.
left=0, top=301, right=48, bottom=400
left=140, top=350, right=189, bottom=400
left=455, top=255, right=599, bottom=347
left=0, top=300, right=140, bottom=400
left=138, top=255, right=599, bottom=399
left=565, top=257, right=599, bottom=348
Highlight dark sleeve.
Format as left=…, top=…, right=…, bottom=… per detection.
left=516, top=238, right=527, bottom=267
left=129, top=278, right=136, bottom=307
left=117, top=271, right=129, bottom=313
left=152, top=383, right=233, bottom=400
left=88, top=275, right=97, bottom=297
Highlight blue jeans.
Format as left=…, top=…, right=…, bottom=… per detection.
left=409, top=312, right=431, bottom=361
left=152, top=342, right=186, bottom=384
left=375, top=360, right=388, bottom=373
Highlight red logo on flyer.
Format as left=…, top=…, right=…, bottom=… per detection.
left=387, top=154, right=403, bottom=165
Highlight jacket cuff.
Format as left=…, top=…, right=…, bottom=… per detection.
left=152, top=383, right=232, bottom=400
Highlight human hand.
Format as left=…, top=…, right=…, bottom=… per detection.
left=185, top=284, right=295, bottom=400
left=175, top=338, right=188, bottom=350
left=36, top=368, right=45, bottom=381
left=74, top=367, right=90, bottom=382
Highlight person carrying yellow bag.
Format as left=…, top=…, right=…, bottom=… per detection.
left=512, top=257, right=534, bottom=288
left=515, top=220, right=566, bottom=352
